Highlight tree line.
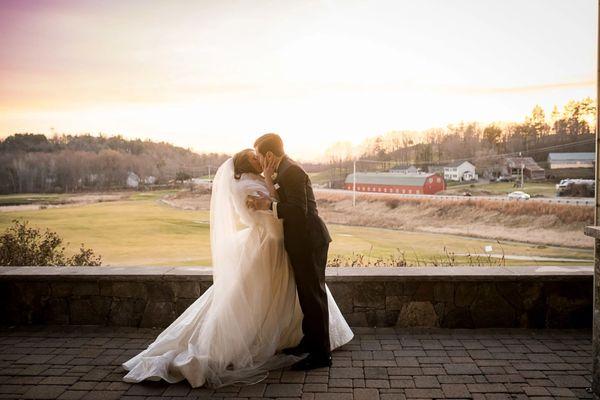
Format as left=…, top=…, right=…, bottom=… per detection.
left=0, top=133, right=229, bottom=194
left=324, top=97, right=596, bottom=182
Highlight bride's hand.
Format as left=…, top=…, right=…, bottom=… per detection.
left=263, top=157, right=277, bottom=181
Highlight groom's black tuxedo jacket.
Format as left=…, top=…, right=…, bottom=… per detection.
left=273, top=155, right=332, bottom=255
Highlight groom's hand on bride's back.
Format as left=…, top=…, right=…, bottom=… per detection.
left=246, top=196, right=256, bottom=210
left=246, top=192, right=271, bottom=211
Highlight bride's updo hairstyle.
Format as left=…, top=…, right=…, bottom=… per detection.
left=233, top=149, right=261, bottom=180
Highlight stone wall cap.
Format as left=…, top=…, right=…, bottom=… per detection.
left=0, top=265, right=592, bottom=281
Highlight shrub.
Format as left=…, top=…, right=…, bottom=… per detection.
left=385, top=198, right=400, bottom=209
left=0, top=219, right=102, bottom=266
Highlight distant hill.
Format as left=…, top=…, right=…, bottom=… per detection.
left=0, top=133, right=229, bottom=194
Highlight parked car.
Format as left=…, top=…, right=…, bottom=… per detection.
left=555, top=179, right=594, bottom=197
left=508, top=191, right=531, bottom=200
left=496, top=176, right=512, bottom=182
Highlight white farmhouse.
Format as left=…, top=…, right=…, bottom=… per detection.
left=443, top=161, right=478, bottom=182
left=126, top=172, right=140, bottom=188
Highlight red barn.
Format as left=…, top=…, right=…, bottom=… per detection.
left=344, top=172, right=446, bottom=195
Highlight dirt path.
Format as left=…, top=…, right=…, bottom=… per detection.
left=0, top=193, right=130, bottom=212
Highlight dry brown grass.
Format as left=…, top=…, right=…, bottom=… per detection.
left=328, top=243, right=507, bottom=268
left=315, top=192, right=593, bottom=249
left=161, top=189, right=594, bottom=249
left=318, top=192, right=592, bottom=224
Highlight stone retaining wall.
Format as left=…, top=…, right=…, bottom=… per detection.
left=0, top=266, right=593, bottom=329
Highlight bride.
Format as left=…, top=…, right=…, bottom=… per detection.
left=122, top=149, right=353, bottom=388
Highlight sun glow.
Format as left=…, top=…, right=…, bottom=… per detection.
left=0, top=0, right=596, bottom=161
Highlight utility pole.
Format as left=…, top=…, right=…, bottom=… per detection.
left=521, top=163, right=524, bottom=189
left=592, top=0, right=600, bottom=396
left=353, top=160, right=356, bottom=207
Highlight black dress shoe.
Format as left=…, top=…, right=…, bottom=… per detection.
left=291, top=353, right=332, bottom=371
left=282, top=343, right=310, bottom=356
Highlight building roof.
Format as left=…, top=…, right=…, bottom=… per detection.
left=345, top=172, right=436, bottom=186
left=389, top=165, right=418, bottom=172
left=547, top=152, right=595, bottom=162
left=504, top=157, right=544, bottom=171
left=444, top=161, right=474, bottom=169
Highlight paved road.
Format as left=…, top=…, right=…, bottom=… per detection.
left=315, top=188, right=594, bottom=206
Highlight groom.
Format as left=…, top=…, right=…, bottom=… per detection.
left=248, top=133, right=333, bottom=371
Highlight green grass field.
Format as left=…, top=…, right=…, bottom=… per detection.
left=0, top=192, right=592, bottom=267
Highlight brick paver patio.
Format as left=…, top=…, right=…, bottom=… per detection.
left=0, top=325, right=593, bottom=399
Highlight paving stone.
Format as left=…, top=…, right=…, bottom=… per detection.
left=40, top=376, right=80, bottom=385
left=162, top=382, right=191, bottom=396
left=303, top=383, right=328, bottom=392
left=404, top=388, right=444, bottom=398
left=328, top=378, right=353, bottom=387
left=380, top=394, right=406, bottom=400
left=547, top=386, right=577, bottom=397
left=238, top=382, right=266, bottom=397
left=547, top=374, right=591, bottom=388
left=125, top=382, right=168, bottom=396
left=441, top=383, right=471, bottom=397
left=315, top=393, right=353, bottom=400
left=264, top=383, right=303, bottom=397
left=413, top=375, right=440, bottom=388
left=69, top=381, right=97, bottom=390
left=79, top=390, right=125, bottom=400
left=388, top=367, right=422, bottom=376
left=390, top=378, right=415, bottom=389
left=19, top=364, right=50, bottom=375
left=0, top=384, right=28, bottom=395
left=329, top=367, right=364, bottom=379
left=57, top=391, right=88, bottom=400
left=17, top=354, right=55, bottom=364
left=364, top=367, right=388, bottom=379
left=365, top=379, right=390, bottom=388
left=305, top=374, right=328, bottom=383
left=353, top=378, right=366, bottom=388
left=281, top=370, right=306, bottom=383
left=522, top=385, right=551, bottom=396
left=466, top=383, right=508, bottom=393
left=444, top=362, right=482, bottom=375
left=22, top=385, right=68, bottom=399
left=354, top=388, right=380, bottom=400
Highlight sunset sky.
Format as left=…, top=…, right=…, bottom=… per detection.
left=0, top=0, right=597, bottom=161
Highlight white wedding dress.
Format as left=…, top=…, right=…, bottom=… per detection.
left=122, top=158, right=353, bottom=388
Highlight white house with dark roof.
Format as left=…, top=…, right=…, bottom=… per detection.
left=126, top=172, right=140, bottom=188
left=443, top=161, right=477, bottom=182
